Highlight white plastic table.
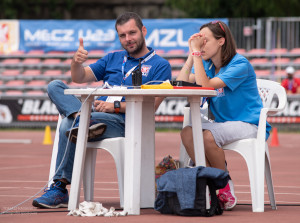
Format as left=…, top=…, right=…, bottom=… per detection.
left=64, top=87, right=217, bottom=215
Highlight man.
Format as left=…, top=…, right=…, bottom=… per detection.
left=281, top=66, right=300, bottom=94
left=32, top=12, right=171, bottom=209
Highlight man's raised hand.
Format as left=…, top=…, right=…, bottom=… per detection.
left=73, top=38, right=88, bottom=64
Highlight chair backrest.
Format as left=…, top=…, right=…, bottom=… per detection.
left=256, top=79, right=287, bottom=113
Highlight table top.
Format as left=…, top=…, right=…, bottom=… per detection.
left=65, top=87, right=217, bottom=97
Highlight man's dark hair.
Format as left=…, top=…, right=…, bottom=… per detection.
left=115, top=12, right=143, bottom=31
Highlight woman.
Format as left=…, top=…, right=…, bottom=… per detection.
left=177, top=21, right=271, bottom=211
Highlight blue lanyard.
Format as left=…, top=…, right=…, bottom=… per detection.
left=122, top=51, right=156, bottom=81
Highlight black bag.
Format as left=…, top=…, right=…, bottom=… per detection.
left=166, top=178, right=223, bottom=216
left=154, top=166, right=229, bottom=217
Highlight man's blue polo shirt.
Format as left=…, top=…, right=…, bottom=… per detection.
left=89, top=47, right=172, bottom=100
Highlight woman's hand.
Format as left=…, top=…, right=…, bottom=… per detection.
left=189, top=33, right=206, bottom=52
left=188, top=35, right=194, bottom=55
left=93, top=100, right=114, bottom=113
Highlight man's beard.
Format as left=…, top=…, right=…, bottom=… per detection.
left=122, top=34, right=145, bottom=56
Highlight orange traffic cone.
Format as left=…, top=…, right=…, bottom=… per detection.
left=270, top=127, right=279, bottom=147
left=43, top=125, right=53, bottom=145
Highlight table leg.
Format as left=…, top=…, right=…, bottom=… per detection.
left=68, top=96, right=93, bottom=210
left=124, top=95, right=143, bottom=215
left=188, top=97, right=206, bottom=166
left=140, top=96, right=155, bottom=208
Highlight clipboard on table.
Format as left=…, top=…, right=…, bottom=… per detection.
left=170, top=80, right=202, bottom=87
left=170, top=80, right=214, bottom=90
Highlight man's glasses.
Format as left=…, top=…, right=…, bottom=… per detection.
left=211, top=21, right=225, bottom=33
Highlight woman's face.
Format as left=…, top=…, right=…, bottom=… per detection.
left=199, top=27, right=224, bottom=61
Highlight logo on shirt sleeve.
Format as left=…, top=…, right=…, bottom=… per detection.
left=141, top=65, right=152, bottom=77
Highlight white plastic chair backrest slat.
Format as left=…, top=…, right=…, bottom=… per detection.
left=256, top=79, right=286, bottom=112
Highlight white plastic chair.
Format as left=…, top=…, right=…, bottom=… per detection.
left=179, top=79, right=287, bottom=212
left=48, top=115, right=125, bottom=208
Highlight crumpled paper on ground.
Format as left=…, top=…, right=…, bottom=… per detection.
left=68, top=201, right=127, bottom=217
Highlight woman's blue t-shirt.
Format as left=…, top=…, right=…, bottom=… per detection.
left=193, top=53, right=271, bottom=139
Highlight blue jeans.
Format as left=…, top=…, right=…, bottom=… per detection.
left=47, top=80, right=125, bottom=184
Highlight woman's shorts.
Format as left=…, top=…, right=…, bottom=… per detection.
left=189, top=121, right=258, bottom=148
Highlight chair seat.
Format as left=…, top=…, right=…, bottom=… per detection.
left=1, top=69, right=20, bottom=76
left=23, top=69, right=42, bottom=76
left=23, top=58, right=41, bottom=64
left=48, top=115, right=125, bottom=210
left=83, top=138, right=125, bottom=207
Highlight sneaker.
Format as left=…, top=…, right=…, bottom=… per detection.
left=217, top=179, right=237, bottom=211
left=32, top=181, right=69, bottom=208
left=186, top=158, right=195, bottom=168
left=66, top=116, right=107, bottom=143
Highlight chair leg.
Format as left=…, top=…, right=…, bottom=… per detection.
left=112, top=147, right=125, bottom=208
left=265, top=149, right=277, bottom=210
left=48, top=115, right=62, bottom=187
left=86, top=138, right=125, bottom=208
left=234, top=145, right=265, bottom=212
left=83, top=148, right=97, bottom=202
left=179, top=107, right=191, bottom=168
left=179, top=142, right=190, bottom=168
left=248, top=147, right=265, bottom=212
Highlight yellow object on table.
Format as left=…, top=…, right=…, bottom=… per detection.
left=141, top=82, right=173, bottom=89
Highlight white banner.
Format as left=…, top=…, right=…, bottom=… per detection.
left=0, top=20, right=19, bottom=54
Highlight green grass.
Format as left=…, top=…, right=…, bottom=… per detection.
left=155, top=128, right=181, bottom=132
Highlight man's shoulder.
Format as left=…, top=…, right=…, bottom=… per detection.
left=99, top=50, right=125, bottom=63
left=295, top=78, right=300, bottom=84
left=152, top=53, right=170, bottom=66
left=105, top=50, right=125, bottom=58
left=281, top=79, right=288, bottom=85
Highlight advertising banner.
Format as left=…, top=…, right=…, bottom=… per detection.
left=0, top=97, right=59, bottom=127
left=0, top=20, right=19, bottom=54
left=19, top=20, right=117, bottom=52
left=18, top=18, right=227, bottom=53
left=1, top=95, right=300, bottom=129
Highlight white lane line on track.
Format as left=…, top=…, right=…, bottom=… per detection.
left=238, top=199, right=300, bottom=204
left=236, top=191, right=300, bottom=196
left=0, top=187, right=118, bottom=190
left=236, top=185, right=300, bottom=189
left=0, top=155, right=38, bottom=158
left=0, top=165, right=47, bottom=170
left=0, top=195, right=120, bottom=199
left=0, top=180, right=118, bottom=184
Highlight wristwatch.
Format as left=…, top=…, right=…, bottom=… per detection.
left=114, top=101, right=121, bottom=114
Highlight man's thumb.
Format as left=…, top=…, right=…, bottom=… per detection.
left=79, top=38, right=84, bottom=49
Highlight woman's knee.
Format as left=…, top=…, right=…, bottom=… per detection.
left=203, top=130, right=218, bottom=148
left=180, top=126, right=194, bottom=146
left=180, top=126, right=192, bottom=139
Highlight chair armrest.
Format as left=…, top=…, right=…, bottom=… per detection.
left=266, top=108, right=283, bottom=116
left=256, top=106, right=284, bottom=145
